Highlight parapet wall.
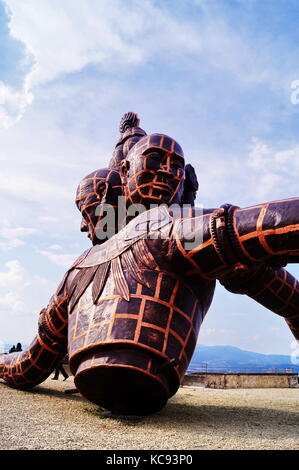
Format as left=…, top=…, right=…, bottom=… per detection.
left=183, top=373, right=298, bottom=389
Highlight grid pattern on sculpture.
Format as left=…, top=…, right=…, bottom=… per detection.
left=68, top=269, right=202, bottom=379
left=175, top=201, right=299, bottom=283
left=173, top=213, right=227, bottom=280
left=76, top=168, right=122, bottom=235
left=126, top=134, right=185, bottom=205
left=76, top=168, right=120, bottom=203
left=234, top=200, right=299, bottom=261
left=251, top=268, right=299, bottom=316
left=0, top=291, right=68, bottom=386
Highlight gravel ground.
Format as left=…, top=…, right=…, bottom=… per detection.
left=0, top=377, right=298, bottom=450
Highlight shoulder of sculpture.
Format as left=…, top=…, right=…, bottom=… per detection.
left=76, top=206, right=173, bottom=268
left=124, top=206, right=173, bottom=240
left=71, top=247, right=94, bottom=268
left=115, top=127, right=147, bottom=147
left=55, top=247, right=93, bottom=296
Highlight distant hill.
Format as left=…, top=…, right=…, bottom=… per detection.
left=3, top=343, right=298, bottom=374
left=189, top=344, right=299, bottom=373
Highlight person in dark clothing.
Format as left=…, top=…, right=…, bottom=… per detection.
left=52, top=358, right=69, bottom=381
left=15, top=343, right=22, bottom=352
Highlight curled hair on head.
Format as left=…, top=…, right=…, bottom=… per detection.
left=119, top=112, right=140, bottom=134
left=109, top=112, right=146, bottom=168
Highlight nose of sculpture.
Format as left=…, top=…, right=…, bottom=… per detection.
left=80, top=218, right=88, bottom=232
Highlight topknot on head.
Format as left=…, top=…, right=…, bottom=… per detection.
left=119, top=112, right=140, bottom=134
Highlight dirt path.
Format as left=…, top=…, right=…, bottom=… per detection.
left=0, top=377, right=298, bottom=450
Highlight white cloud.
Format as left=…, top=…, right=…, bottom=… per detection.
left=255, top=173, right=283, bottom=200
left=251, top=334, right=260, bottom=343
left=0, top=260, right=32, bottom=315
left=0, top=260, right=25, bottom=287
left=0, top=112, right=101, bottom=253
left=39, top=216, right=58, bottom=223
left=1, top=0, right=202, bottom=127
left=0, top=81, right=33, bottom=128
left=0, top=291, right=25, bottom=312
left=48, top=244, right=62, bottom=251
left=0, top=258, right=56, bottom=322
left=1, top=0, right=296, bottom=130
left=199, top=327, right=216, bottom=337
left=247, top=138, right=299, bottom=199
left=0, top=170, right=71, bottom=202
left=0, top=222, right=38, bottom=250
left=248, top=137, right=272, bottom=171
left=4, top=0, right=142, bottom=87
left=268, top=327, right=280, bottom=333
left=36, top=249, right=79, bottom=268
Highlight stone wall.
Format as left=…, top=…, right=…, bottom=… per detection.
left=183, top=373, right=298, bottom=388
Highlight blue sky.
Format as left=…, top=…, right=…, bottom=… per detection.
left=0, top=0, right=298, bottom=356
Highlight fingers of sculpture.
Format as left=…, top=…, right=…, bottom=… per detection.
left=123, top=134, right=185, bottom=207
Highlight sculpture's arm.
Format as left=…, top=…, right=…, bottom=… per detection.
left=0, top=278, right=69, bottom=389
left=0, top=248, right=92, bottom=389
left=220, top=265, right=299, bottom=340
left=171, top=198, right=299, bottom=279
left=222, top=199, right=299, bottom=266
left=169, top=198, right=299, bottom=338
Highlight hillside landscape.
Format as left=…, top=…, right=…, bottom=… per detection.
left=189, top=344, right=299, bottom=373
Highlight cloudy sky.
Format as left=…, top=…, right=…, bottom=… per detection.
left=0, top=0, right=298, bottom=356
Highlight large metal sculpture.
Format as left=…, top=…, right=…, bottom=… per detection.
left=1, top=113, right=299, bottom=415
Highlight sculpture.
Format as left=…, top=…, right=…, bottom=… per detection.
left=1, top=113, right=298, bottom=415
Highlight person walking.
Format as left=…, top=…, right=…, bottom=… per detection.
left=52, top=357, right=69, bottom=381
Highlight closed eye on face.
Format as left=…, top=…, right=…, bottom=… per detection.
left=146, top=152, right=162, bottom=160
left=143, top=148, right=184, bottom=165
left=172, top=158, right=184, bottom=169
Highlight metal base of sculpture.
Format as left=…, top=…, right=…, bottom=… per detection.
left=74, top=350, right=170, bottom=415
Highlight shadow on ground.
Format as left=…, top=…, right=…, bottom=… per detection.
left=0, top=379, right=86, bottom=403
left=1, top=379, right=298, bottom=440
left=83, top=395, right=299, bottom=438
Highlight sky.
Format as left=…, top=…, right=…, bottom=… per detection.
left=0, top=0, right=299, bottom=357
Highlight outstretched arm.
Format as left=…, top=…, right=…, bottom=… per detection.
left=0, top=276, right=69, bottom=389
left=0, top=248, right=92, bottom=389
left=225, top=199, right=299, bottom=266
left=170, top=198, right=299, bottom=339
left=172, top=198, right=299, bottom=279
left=220, top=265, right=299, bottom=340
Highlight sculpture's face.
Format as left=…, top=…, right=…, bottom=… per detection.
left=76, top=168, right=122, bottom=244
left=124, top=134, right=185, bottom=207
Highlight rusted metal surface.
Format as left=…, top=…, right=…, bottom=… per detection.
left=1, top=112, right=299, bottom=415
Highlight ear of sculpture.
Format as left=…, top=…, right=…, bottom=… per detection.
left=120, top=160, right=130, bottom=189
left=96, top=181, right=108, bottom=204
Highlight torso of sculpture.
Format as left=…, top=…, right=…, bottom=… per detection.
left=1, top=112, right=299, bottom=415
